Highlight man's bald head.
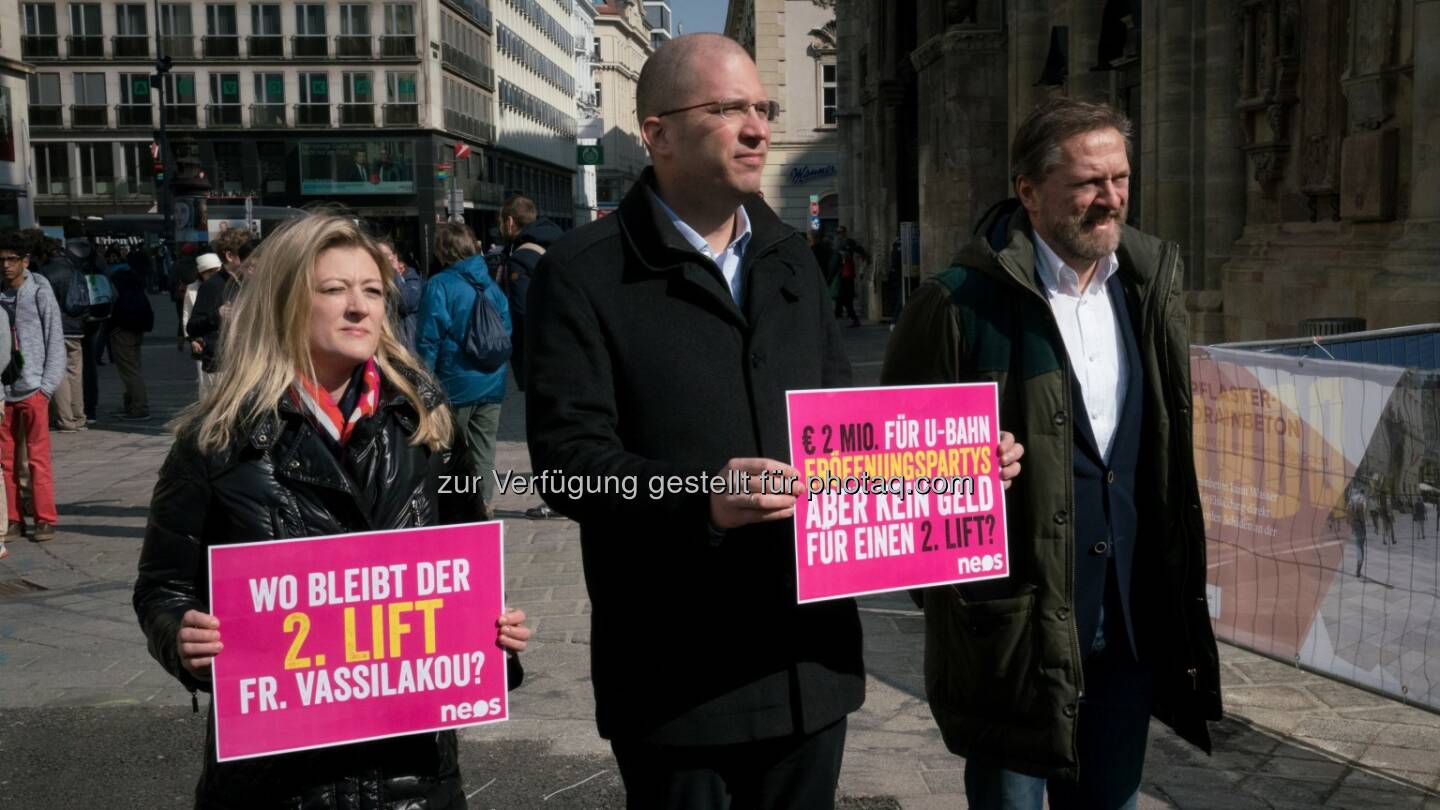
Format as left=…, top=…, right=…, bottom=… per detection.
left=636, top=34, right=753, bottom=126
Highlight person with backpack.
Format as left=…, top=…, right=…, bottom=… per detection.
left=38, top=219, right=110, bottom=431
left=497, top=194, right=563, bottom=393
left=378, top=239, right=424, bottom=352
left=0, top=230, right=67, bottom=543
left=107, top=259, right=155, bottom=420
left=415, top=222, right=511, bottom=521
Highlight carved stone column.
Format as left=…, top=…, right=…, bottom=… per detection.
left=1199, top=0, right=1245, bottom=305
left=911, top=22, right=1010, bottom=278
left=1235, top=0, right=1301, bottom=201
left=1412, top=0, right=1440, bottom=221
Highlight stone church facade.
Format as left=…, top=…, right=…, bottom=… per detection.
left=835, top=0, right=1440, bottom=341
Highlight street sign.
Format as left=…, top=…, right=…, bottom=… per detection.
left=149, top=142, right=160, bottom=160
left=448, top=188, right=465, bottom=221
left=454, top=143, right=472, bottom=160
left=809, top=194, right=820, bottom=217
left=577, top=144, right=604, bottom=165
left=577, top=118, right=605, bottom=139
left=809, top=215, right=821, bottom=231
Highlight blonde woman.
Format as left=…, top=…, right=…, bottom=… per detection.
left=134, top=215, right=530, bottom=809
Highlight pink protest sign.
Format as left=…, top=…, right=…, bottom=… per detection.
left=786, top=384, right=1009, bottom=603
left=208, top=522, right=507, bottom=762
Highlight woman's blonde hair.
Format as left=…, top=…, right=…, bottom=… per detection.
left=173, top=215, right=452, bottom=454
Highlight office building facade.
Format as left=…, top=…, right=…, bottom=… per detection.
left=19, top=0, right=500, bottom=261
left=591, top=0, right=649, bottom=211
left=725, top=0, right=840, bottom=236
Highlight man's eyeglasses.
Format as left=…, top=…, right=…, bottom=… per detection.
left=0, top=255, right=24, bottom=266
left=656, top=99, right=781, bottom=123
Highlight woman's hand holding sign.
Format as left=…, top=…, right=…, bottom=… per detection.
left=710, top=458, right=803, bottom=529
left=179, top=609, right=222, bottom=679
left=496, top=608, right=531, bottom=656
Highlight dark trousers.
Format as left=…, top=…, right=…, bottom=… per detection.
left=81, top=322, right=99, bottom=419
left=611, top=718, right=847, bottom=810
left=834, top=277, right=858, bottom=323
left=963, top=631, right=1153, bottom=810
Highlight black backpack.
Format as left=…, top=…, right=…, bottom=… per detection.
left=460, top=279, right=511, bottom=372
left=0, top=297, right=24, bottom=387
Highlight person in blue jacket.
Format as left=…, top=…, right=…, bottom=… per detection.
left=415, top=221, right=510, bottom=520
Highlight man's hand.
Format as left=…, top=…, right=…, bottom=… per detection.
left=998, top=431, right=1024, bottom=490
left=178, top=609, right=221, bottom=679
left=710, top=458, right=803, bottom=530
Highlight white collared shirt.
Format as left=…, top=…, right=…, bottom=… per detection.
left=1032, top=232, right=1127, bottom=461
left=649, top=189, right=753, bottom=305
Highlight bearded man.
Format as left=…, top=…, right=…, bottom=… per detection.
left=880, top=97, right=1221, bottom=810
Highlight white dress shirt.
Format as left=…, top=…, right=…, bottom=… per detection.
left=1032, top=232, right=1128, bottom=461
left=649, top=189, right=753, bottom=306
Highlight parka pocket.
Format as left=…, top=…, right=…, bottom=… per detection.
left=927, top=584, right=1039, bottom=721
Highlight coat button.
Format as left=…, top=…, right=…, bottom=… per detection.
left=1091, top=541, right=1109, bottom=555
left=1053, top=411, right=1067, bottom=426
left=750, top=352, right=762, bottom=369
left=289, top=459, right=301, bottom=470
left=1053, top=510, right=1068, bottom=525
left=1106, top=470, right=1115, bottom=484
left=1056, top=606, right=1070, bottom=621
left=1063, top=703, right=1078, bottom=718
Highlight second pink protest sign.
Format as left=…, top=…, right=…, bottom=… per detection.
left=208, top=522, right=508, bottom=761
left=786, top=383, right=1010, bottom=603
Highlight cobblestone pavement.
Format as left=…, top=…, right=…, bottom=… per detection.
left=1, top=301, right=1438, bottom=807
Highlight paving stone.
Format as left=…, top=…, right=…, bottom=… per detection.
left=1358, top=743, right=1440, bottom=774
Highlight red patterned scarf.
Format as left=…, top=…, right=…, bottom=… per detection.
left=291, top=358, right=382, bottom=447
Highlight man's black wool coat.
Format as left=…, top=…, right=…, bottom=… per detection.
left=525, top=169, right=865, bottom=746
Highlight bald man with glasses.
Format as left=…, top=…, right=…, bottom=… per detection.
left=524, top=34, right=861, bottom=809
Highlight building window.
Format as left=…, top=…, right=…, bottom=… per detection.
left=77, top=142, right=116, bottom=194
left=343, top=72, right=373, bottom=103
left=206, top=3, right=236, bottom=34
left=164, top=72, right=196, bottom=103
left=120, top=142, right=154, bottom=190
left=254, top=73, right=284, bottom=103
left=73, top=72, right=107, bottom=105
left=594, top=80, right=602, bottom=109
left=28, top=72, right=62, bottom=104
left=34, top=143, right=71, bottom=195
left=120, top=72, right=150, bottom=104
left=0, top=88, right=13, bottom=163
left=300, top=72, right=329, bottom=103
left=592, top=36, right=600, bottom=60
left=24, top=3, right=58, bottom=35
left=258, top=141, right=286, bottom=192
left=339, top=4, right=370, bottom=34
left=295, top=4, right=325, bottom=34
left=115, top=4, right=146, bottom=34
left=387, top=71, right=416, bottom=103
left=383, top=3, right=414, bottom=34
left=212, top=141, right=243, bottom=192
left=209, top=73, right=240, bottom=104
left=159, top=3, right=192, bottom=34
left=251, top=4, right=280, bottom=34
left=819, top=61, right=836, bottom=126
left=70, top=4, right=103, bottom=36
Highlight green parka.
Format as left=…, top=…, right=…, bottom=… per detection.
left=880, top=211, right=1222, bottom=780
